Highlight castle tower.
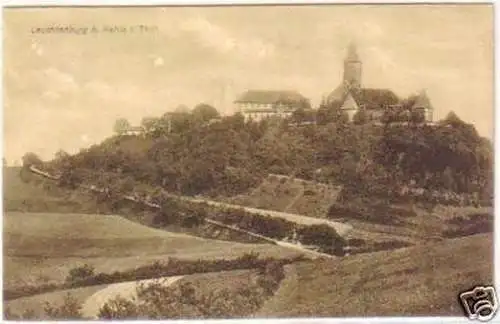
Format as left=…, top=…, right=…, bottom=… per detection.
left=343, top=42, right=362, bottom=90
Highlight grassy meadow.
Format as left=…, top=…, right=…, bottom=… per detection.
left=256, top=233, right=493, bottom=317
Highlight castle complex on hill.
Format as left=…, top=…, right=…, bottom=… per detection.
left=326, top=43, right=434, bottom=123
left=234, top=42, right=434, bottom=123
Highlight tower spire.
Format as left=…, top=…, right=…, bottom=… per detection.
left=343, top=41, right=362, bottom=89
left=346, top=42, right=359, bottom=62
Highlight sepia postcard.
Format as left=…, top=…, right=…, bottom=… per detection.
left=2, top=3, right=495, bottom=322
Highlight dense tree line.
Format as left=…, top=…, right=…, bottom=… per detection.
left=30, top=101, right=492, bottom=206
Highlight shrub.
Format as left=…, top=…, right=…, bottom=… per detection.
left=66, top=264, right=95, bottom=284
left=98, top=296, right=140, bottom=319
left=297, top=224, right=346, bottom=255
left=347, top=238, right=366, bottom=247
left=237, top=251, right=260, bottom=265
left=303, top=189, right=316, bottom=196
left=44, top=293, right=83, bottom=320
left=257, top=261, right=285, bottom=296
left=96, top=266, right=284, bottom=320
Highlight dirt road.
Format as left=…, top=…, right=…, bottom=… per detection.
left=187, top=197, right=353, bottom=236
left=80, top=276, right=184, bottom=319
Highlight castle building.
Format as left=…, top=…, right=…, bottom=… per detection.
left=326, top=43, right=434, bottom=123
left=234, top=90, right=310, bottom=122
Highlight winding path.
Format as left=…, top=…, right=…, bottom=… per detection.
left=80, top=276, right=184, bottom=319
left=187, top=197, right=353, bottom=237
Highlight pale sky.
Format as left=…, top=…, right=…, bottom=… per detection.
left=3, top=5, right=494, bottom=162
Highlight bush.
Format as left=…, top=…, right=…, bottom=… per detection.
left=303, top=189, right=316, bottom=196
left=97, top=264, right=285, bottom=320
left=347, top=238, right=366, bottom=247
left=257, top=261, right=285, bottom=296
left=238, top=251, right=260, bottom=264
left=17, top=269, right=284, bottom=320
left=66, top=264, right=95, bottom=284
left=44, top=293, right=83, bottom=320
left=98, top=296, right=140, bottom=319
left=297, top=224, right=346, bottom=256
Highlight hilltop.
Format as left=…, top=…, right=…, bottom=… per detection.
left=7, top=105, right=494, bottom=319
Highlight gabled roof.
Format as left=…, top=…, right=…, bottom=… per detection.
left=326, top=83, right=349, bottom=104
left=340, top=92, right=360, bottom=111
left=235, top=90, right=309, bottom=105
left=350, top=88, right=400, bottom=110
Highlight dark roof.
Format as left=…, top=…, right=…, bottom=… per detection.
left=350, top=88, right=400, bottom=110
left=326, top=83, right=348, bottom=104
left=235, top=90, right=309, bottom=105
left=399, top=90, right=433, bottom=111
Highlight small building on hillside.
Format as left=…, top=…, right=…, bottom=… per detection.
left=326, top=43, right=434, bottom=123
left=410, top=89, right=434, bottom=122
left=124, top=126, right=145, bottom=136
left=234, top=90, right=310, bottom=122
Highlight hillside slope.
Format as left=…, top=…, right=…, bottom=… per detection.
left=4, top=166, right=100, bottom=214
left=228, top=174, right=341, bottom=218
left=4, top=212, right=300, bottom=290
left=256, top=233, right=493, bottom=317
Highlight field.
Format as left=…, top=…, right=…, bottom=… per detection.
left=256, top=233, right=493, bottom=317
left=3, top=166, right=103, bottom=214
left=4, top=212, right=300, bottom=291
left=4, top=166, right=303, bottom=292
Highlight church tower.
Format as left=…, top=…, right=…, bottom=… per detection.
left=343, top=42, right=362, bottom=90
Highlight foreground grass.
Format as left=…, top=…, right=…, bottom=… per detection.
left=4, top=284, right=108, bottom=320
left=257, top=233, right=493, bottom=317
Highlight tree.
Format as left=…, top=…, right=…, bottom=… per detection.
left=141, top=117, right=160, bottom=134
left=291, top=107, right=315, bottom=125
left=22, top=152, right=43, bottom=168
left=44, top=293, right=83, bottom=320
left=55, top=150, right=70, bottom=161
left=442, top=111, right=463, bottom=127
left=168, top=111, right=194, bottom=134
left=192, top=103, right=220, bottom=123
left=291, top=107, right=307, bottom=124
left=113, top=118, right=131, bottom=135
left=316, top=100, right=348, bottom=126
left=66, top=264, right=95, bottom=284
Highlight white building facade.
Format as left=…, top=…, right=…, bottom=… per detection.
left=235, top=90, right=310, bottom=122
